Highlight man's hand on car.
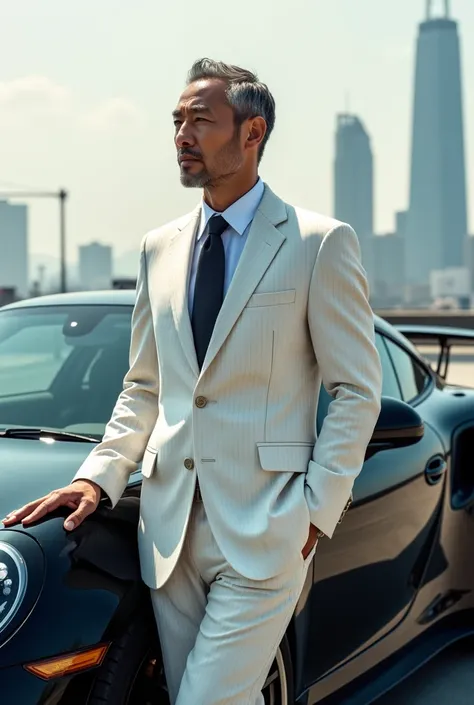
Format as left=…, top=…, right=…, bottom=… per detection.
left=1, top=479, right=102, bottom=531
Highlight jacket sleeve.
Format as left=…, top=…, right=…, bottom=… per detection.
left=305, top=223, right=382, bottom=537
left=73, top=236, right=159, bottom=507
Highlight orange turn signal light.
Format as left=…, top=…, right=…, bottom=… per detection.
left=24, top=643, right=110, bottom=680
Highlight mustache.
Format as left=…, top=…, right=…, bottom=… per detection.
left=177, top=149, right=203, bottom=161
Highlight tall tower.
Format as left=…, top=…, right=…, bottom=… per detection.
left=334, top=114, right=374, bottom=241
left=334, top=114, right=374, bottom=278
left=405, top=0, right=468, bottom=290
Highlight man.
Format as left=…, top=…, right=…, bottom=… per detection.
left=3, top=59, right=382, bottom=704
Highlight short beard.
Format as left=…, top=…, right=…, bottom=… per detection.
left=179, top=125, right=243, bottom=189
left=180, top=168, right=213, bottom=189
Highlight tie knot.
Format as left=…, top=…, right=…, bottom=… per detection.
left=208, top=214, right=228, bottom=238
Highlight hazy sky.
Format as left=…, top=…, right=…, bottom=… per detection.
left=1, top=0, right=473, bottom=272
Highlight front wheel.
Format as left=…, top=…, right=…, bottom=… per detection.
left=88, top=608, right=165, bottom=705
left=263, top=634, right=294, bottom=705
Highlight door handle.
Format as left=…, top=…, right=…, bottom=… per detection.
left=425, top=455, right=447, bottom=486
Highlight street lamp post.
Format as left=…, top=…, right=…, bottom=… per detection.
left=59, top=189, right=68, bottom=294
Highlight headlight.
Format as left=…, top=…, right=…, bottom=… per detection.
left=0, top=542, right=28, bottom=633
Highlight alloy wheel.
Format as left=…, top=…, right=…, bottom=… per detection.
left=263, top=646, right=288, bottom=705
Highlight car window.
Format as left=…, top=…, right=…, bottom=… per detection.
left=0, top=322, right=73, bottom=395
left=375, top=334, right=401, bottom=399
left=384, top=338, right=428, bottom=402
left=0, top=305, right=132, bottom=439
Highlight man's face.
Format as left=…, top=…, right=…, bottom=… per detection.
left=173, top=78, right=245, bottom=188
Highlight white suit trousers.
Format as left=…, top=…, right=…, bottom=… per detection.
left=150, top=499, right=316, bottom=705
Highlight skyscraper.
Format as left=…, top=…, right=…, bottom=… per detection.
left=405, top=0, right=468, bottom=292
left=79, top=242, right=113, bottom=290
left=0, top=200, right=28, bottom=298
left=334, top=114, right=374, bottom=277
left=334, top=114, right=374, bottom=240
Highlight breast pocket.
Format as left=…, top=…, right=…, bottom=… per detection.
left=245, top=289, right=296, bottom=308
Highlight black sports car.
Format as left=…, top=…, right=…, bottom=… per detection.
left=0, top=291, right=473, bottom=705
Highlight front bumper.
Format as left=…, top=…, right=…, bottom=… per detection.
left=2, top=664, right=61, bottom=703
left=1, top=664, right=93, bottom=704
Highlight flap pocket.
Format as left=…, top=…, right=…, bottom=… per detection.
left=246, top=289, right=296, bottom=308
left=141, top=446, right=157, bottom=478
left=257, top=442, right=313, bottom=473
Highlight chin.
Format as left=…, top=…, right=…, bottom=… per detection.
left=180, top=169, right=211, bottom=188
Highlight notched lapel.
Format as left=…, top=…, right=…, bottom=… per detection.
left=169, top=208, right=200, bottom=377
left=201, top=193, right=288, bottom=376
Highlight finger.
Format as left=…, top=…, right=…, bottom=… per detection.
left=2, top=496, right=49, bottom=525
left=21, top=492, right=68, bottom=526
left=64, top=498, right=97, bottom=531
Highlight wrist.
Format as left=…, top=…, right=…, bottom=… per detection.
left=313, top=525, right=325, bottom=539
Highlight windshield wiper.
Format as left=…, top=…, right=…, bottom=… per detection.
left=0, top=428, right=98, bottom=443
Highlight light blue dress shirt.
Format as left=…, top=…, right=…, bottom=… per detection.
left=188, top=178, right=265, bottom=313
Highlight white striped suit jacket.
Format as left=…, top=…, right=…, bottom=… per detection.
left=74, top=184, right=382, bottom=589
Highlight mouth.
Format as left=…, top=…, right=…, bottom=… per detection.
left=178, top=156, right=202, bottom=167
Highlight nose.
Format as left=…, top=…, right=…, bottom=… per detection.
left=175, top=122, right=195, bottom=149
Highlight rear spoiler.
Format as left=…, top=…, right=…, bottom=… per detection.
left=395, top=325, right=474, bottom=379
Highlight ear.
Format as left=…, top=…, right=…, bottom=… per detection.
left=245, top=116, right=267, bottom=153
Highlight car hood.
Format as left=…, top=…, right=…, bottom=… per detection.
left=0, top=437, right=97, bottom=520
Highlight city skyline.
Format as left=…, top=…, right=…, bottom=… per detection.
left=0, top=0, right=473, bottom=265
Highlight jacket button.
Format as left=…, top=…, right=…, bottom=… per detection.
left=184, top=458, right=195, bottom=470
left=195, top=396, right=208, bottom=408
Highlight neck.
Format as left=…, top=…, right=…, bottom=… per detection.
left=203, top=171, right=259, bottom=212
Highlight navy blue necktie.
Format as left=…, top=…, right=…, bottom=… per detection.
left=191, top=214, right=228, bottom=368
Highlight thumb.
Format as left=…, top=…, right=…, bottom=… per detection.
left=63, top=498, right=96, bottom=532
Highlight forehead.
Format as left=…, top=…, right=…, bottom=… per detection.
left=175, top=78, right=230, bottom=114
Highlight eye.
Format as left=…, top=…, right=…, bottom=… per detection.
left=173, top=120, right=182, bottom=128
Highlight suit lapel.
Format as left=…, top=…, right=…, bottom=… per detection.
left=200, top=186, right=288, bottom=376
left=169, top=206, right=201, bottom=378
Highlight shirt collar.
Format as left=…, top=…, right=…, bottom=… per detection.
left=197, top=178, right=264, bottom=240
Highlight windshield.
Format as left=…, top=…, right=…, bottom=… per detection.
left=0, top=304, right=132, bottom=440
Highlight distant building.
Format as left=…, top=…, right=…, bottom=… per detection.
left=430, top=267, right=471, bottom=309
left=395, top=211, right=408, bottom=241
left=0, top=200, right=28, bottom=298
left=405, top=1, right=468, bottom=291
left=334, top=113, right=374, bottom=278
left=0, top=287, right=17, bottom=306
left=465, top=236, right=474, bottom=292
left=79, top=242, right=113, bottom=290
left=371, top=233, right=405, bottom=307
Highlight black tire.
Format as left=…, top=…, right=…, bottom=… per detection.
left=263, top=634, right=294, bottom=705
left=88, top=609, right=162, bottom=705
left=89, top=618, right=292, bottom=705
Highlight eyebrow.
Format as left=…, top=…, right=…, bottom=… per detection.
left=172, top=104, right=213, bottom=119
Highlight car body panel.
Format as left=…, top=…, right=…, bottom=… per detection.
left=295, top=421, right=446, bottom=689
left=0, top=514, right=142, bottom=668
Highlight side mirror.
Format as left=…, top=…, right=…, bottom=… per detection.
left=365, top=396, right=424, bottom=461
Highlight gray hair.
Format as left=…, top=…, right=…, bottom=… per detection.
left=187, top=58, right=276, bottom=162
